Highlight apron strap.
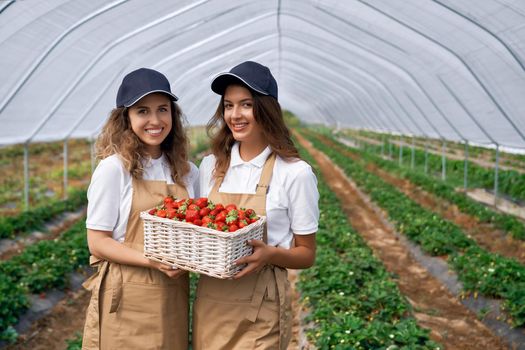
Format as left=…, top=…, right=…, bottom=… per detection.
left=255, top=153, right=276, bottom=196
left=210, top=152, right=277, bottom=197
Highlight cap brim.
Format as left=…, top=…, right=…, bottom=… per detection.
left=124, top=90, right=178, bottom=107
left=211, top=73, right=269, bottom=97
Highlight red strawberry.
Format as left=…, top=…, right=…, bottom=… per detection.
left=156, top=209, right=167, bottom=218
left=228, top=224, right=239, bottom=232
left=225, top=204, right=237, bottom=211
left=148, top=208, right=157, bottom=215
left=195, top=197, right=208, bottom=209
left=238, top=219, right=249, bottom=229
left=202, top=216, right=214, bottom=225
left=244, top=208, right=257, bottom=219
left=215, top=210, right=227, bottom=223
left=185, top=209, right=199, bottom=222
left=166, top=208, right=177, bottom=219
left=226, top=209, right=239, bottom=225
left=164, top=196, right=175, bottom=206
left=199, top=207, right=211, bottom=217
left=193, top=219, right=202, bottom=226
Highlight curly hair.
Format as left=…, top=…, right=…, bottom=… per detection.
left=206, top=87, right=301, bottom=180
left=96, top=101, right=190, bottom=186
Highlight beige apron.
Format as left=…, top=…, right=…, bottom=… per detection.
left=82, top=178, right=190, bottom=350
left=192, top=154, right=292, bottom=350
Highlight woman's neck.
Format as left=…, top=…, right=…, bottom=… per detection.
left=238, top=141, right=268, bottom=162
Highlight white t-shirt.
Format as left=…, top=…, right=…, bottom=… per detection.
left=199, top=143, right=319, bottom=249
left=86, top=153, right=199, bottom=242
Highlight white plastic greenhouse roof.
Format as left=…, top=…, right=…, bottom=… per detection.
left=1, top=0, right=525, bottom=149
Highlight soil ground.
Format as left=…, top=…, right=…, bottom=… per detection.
left=320, top=134, right=525, bottom=265
left=295, top=132, right=508, bottom=349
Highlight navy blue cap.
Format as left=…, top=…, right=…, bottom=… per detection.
left=211, top=61, right=278, bottom=100
left=116, top=68, right=178, bottom=108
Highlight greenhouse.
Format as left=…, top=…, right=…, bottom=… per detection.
left=1, top=0, right=525, bottom=349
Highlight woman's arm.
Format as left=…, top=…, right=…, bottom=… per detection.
left=87, top=229, right=186, bottom=278
left=233, top=233, right=316, bottom=279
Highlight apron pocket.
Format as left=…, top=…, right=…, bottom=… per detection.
left=104, top=283, right=188, bottom=349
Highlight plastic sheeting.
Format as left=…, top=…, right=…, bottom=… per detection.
left=1, top=0, right=524, bottom=149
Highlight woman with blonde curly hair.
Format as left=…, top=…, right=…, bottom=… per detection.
left=82, top=68, right=198, bottom=349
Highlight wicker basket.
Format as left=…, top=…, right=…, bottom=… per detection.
left=140, top=210, right=265, bottom=279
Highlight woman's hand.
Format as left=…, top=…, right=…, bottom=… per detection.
left=150, top=260, right=188, bottom=279
left=233, top=239, right=274, bottom=279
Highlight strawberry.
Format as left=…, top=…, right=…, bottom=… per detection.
left=238, top=219, right=249, bottom=229
left=166, top=208, right=177, bottom=219
left=202, top=216, right=214, bottom=225
left=228, top=224, right=239, bottom=232
left=199, top=207, right=211, bottom=217
left=225, top=209, right=238, bottom=225
left=164, top=196, right=175, bottom=206
left=215, top=210, right=227, bottom=223
left=185, top=209, right=199, bottom=223
left=215, top=222, right=227, bottom=231
left=188, top=203, right=200, bottom=211
left=204, top=222, right=217, bottom=230
left=225, top=204, right=237, bottom=211
left=195, top=197, right=208, bottom=209
left=215, top=204, right=224, bottom=212
left=193, top=219, right=202, bottom=226
left=244, top=208, right=257, bottom=220
left=156, top=209, right=167, bottom=218
left=148, top=208, right=157, bottom=215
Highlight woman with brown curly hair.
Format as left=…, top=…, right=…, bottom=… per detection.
left=192, top=61, right=319, bottom=349
left=82, top=68, right=198, bottom=349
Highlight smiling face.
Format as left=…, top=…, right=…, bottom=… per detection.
left=223, top=85, right=266, bottom=152
left=128, top=93, right=172, bottom=158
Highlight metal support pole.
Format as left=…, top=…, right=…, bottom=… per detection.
left=381, top=135, right=385, bottom=157
left=389, top=139, right=393, bottom=159
left=411, top=136, right=415, bottom=169
left=441, top=140, right=446, bottom=181
left=63, top=140, right=69, bottom=199
left=399, top=138, right=404, bottom=166
left=24, top=143, right=29, bottom=210
left=464, top=141, right=469, bottom=190
left=494, top=144, right=500, bottom=207
left=424, top=142, right=429, bottom=174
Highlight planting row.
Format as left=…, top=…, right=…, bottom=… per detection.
left=295, top=141, right=441, bottom=349
left=0, top=188, right=86, bottom=239
left=342, top=129, right=525, bottom=169
left=0, top=220, right=89, bottom=342
left=303, top=130, right=525, bottom=327
left=337, top=131, right=525, bottom=204
left=323, top=132, right=525, bottom=240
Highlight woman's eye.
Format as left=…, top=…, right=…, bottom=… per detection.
left=159, top=107, right=168, bottom=113
left=224, top=104, right=232, bottom=109
left=138, top=109, right=147, bottom=114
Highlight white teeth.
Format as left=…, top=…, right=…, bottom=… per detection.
left=146, top=128, right=162, bottom=135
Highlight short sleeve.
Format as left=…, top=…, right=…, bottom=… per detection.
left=86, top=158, right=123, bottom=232
left=198, top=155, right=216, bottom=198
left=287, top=165, right=319, bottom=235
left=187, top=161, right=200, bottom=198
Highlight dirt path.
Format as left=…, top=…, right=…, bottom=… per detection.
left=296, top=132, right=507, bottom=349
left=5, top=288, right=90, bottom=350
left=319, top=134, right=525, bottom=265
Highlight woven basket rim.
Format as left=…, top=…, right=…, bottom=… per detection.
left=140, top=210, right=266, bottom=238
